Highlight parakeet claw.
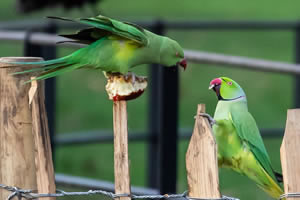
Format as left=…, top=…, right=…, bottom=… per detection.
left=125, top=72, right=136, bottom=84
left=196, top=113, right=216, bottom=126
left=103, top=71, right=110, bottom=78
left=131, top=73, right=136, bottom=84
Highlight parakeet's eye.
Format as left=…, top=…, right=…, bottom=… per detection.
left=176, top=52, right=179, bottom=57
left=227, top=81, right=232, bottom=86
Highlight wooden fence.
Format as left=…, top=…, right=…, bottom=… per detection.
left=0, top=57, right=300, bottom=199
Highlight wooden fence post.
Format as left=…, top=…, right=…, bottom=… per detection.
left=113, top=101, right=131, bottom=200
left=31, top=78, right=56, bottom=199
left=280, top=109, right=300, bottom=200
left=186, top=104, right=221, bottom=199
left=0, top=57, right=39, bottom=199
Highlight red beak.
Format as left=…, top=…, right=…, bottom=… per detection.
left=209, top=78, right=222, bottom=89
left=178, top=59, right=187, bottom=71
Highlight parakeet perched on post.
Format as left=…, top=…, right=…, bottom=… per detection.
left=6, top=15, right=186, bottom=82
left=207, top=77, right=283, bottom=199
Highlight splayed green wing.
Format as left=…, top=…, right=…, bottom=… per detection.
left=48, top=15, right=148, bottom=46
left=229, top=108, right=277, bottom=182
left=57, top=28, right=110, bottom=45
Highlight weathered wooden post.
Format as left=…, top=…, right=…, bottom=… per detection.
left=0, top=57, right=56, bottom=199
left=113, top=101, right=131, bottom=200
left=30, top=78, right=56, bottom=199
left=280, top=109, right=300, bottom=200
left=186, top=104, right=221, bottom=199
left=0, top=57, right=38, bottom=199
left=106, top=73, right=147, bottom=200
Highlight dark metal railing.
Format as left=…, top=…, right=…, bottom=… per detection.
left=2, top=18, right=300, bottom=30
left=55, top=173, right=159, bottom=195
left=55, top=128, right=284, bottom=146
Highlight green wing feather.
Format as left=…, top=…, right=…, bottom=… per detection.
left=48, top=15, right=148, bottom=46
left=5, top=15, right=150, bottom=82
left=57, top=28, right=110, bottom=45
left=229, top=109, right=278, bottom=182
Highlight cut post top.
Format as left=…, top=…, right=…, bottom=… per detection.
left=280, top=108, right=300, bottom=197
left=186, top=104, right=221, bottom=199
left=197, top=104, right=206, bottom=115
left=113, top=100, right=131, bottom=200
left=0, top=57, right=43, bottom=64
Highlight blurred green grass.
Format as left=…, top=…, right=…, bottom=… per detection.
left=0, top=1, right=297, bottom=199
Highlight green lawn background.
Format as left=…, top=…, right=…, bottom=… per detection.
left=0, top=1, right=298, bottom=199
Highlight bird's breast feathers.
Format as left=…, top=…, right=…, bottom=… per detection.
left=109, top=36, right=140, bottom=61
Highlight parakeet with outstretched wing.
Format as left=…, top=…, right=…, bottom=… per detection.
left=208, top=77, right=283, bottom=199
left=4, top=15, right=186, bottom=82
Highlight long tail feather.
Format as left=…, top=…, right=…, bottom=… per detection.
left=1, top=57, right=66, bottom=67
left=0, top=54, right=85, bottom=83
left=2, top=56, right=72, bottom=76
left=25, top=63, right=85, bottom=83
left=12, top=65, right=60, bottom=75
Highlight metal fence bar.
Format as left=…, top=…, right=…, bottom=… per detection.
left=55, top=131, right=147, bottom=145
left=2, top=30, right=300, bottom=75
left=55, top=128, right=284, bottom=146
left=184, top=50, right=300, bottom=75
left=147, top=63, right=160, bottom=189
left=55, top=173, right=159, bottom=195
left=164, top=20, right=300, bottom=30
left=1, top=19, right=300, bottom=31
left=0, top=30, right=79, bottom=46
left=0, top=19, right=50, bottom=30
left=294, top=27, right=300, bottom=108
left=147, top=20, right=179, bottom=194
left=179, top=128, right=284, bottom=139
left=158, top=63, right=179, bottom=194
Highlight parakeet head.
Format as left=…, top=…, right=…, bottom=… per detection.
left=159, top=37, right=187, bottom=70
left=209, top=77, right=246, bottom=101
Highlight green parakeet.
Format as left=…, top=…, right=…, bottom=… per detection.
left=6, top=15, right=186, bottom=81
left=209, top=77, right=283, bottom=199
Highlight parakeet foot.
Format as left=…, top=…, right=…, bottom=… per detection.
left=125, top=72, right=136, bottom=84
left=196, top=113, right=216, bottom=126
